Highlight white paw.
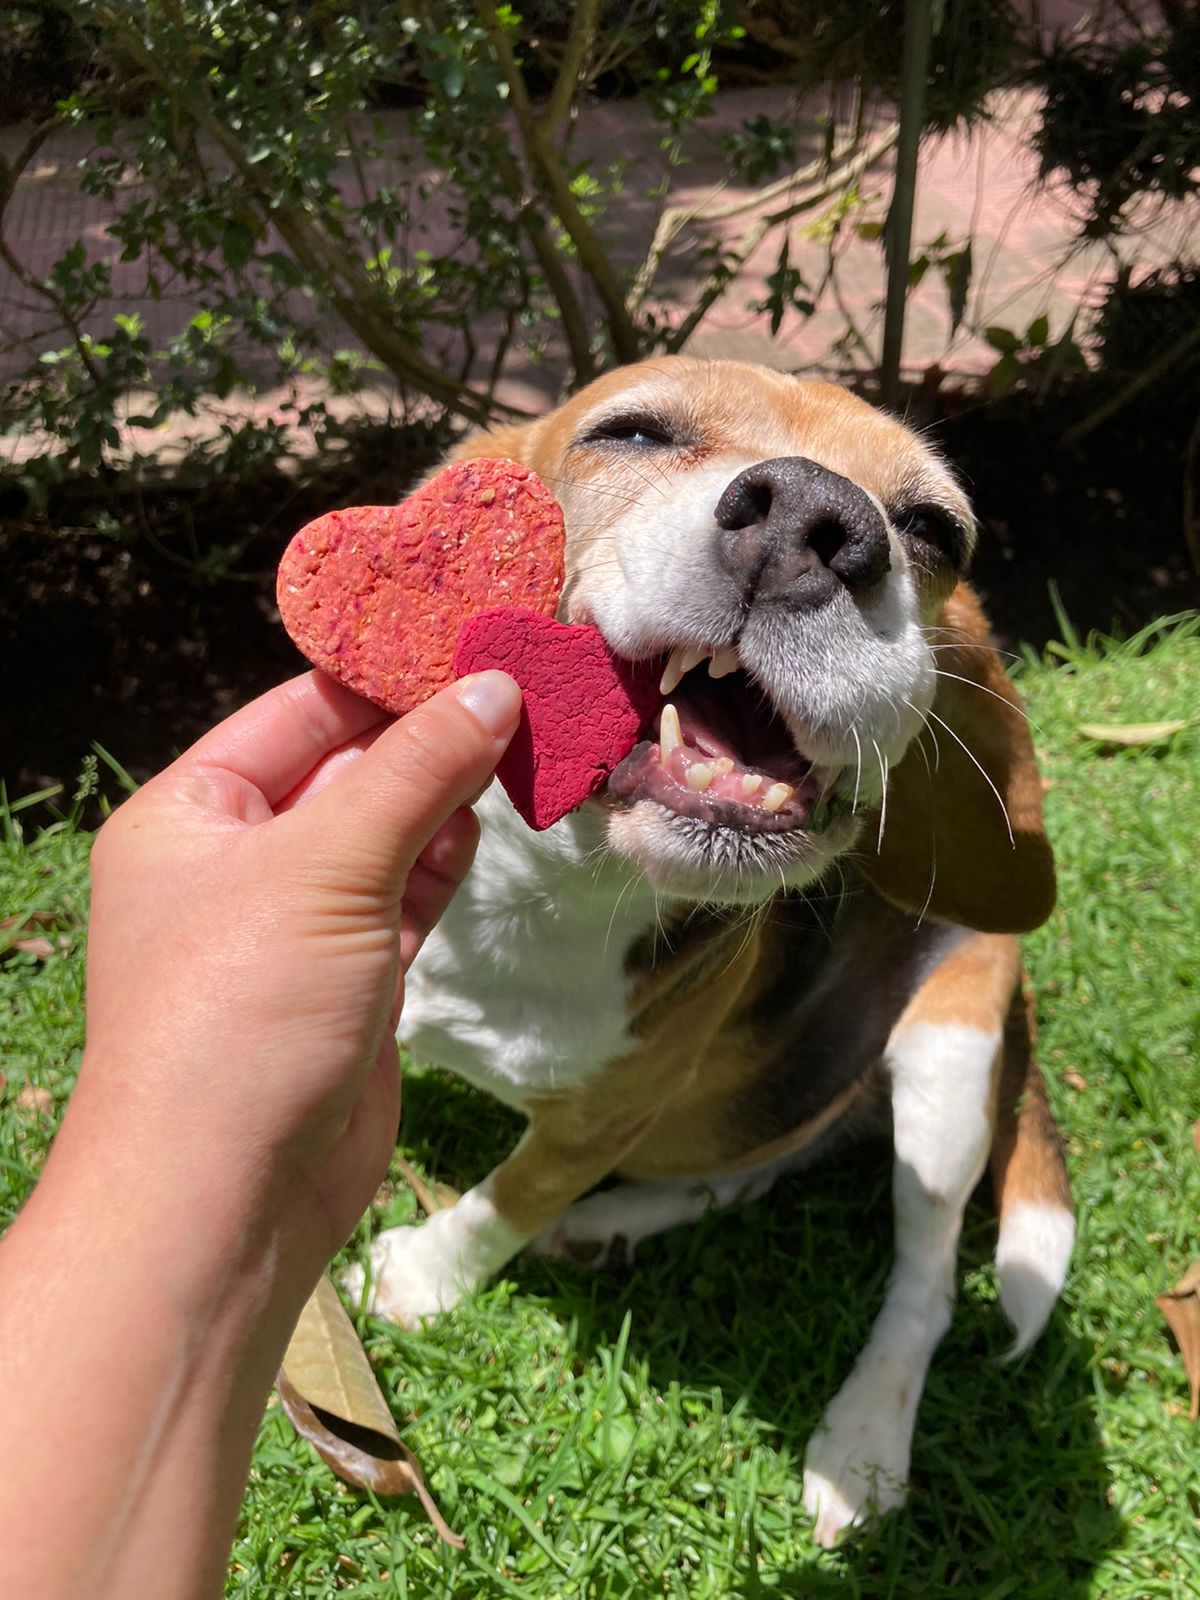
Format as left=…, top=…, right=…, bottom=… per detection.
left=341, top=1219, right=467, bottom=1328
left=802, top=1372, right=913, bottom=1546
left=530, top=1190, right=645, bottom=1267
left=530, top=1173, right=776, bottom=1266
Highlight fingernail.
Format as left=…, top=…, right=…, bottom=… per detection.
left=455, top=671, right=522, bottom=737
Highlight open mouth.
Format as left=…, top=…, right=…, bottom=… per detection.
left=607, top=644, right=834, bottom=834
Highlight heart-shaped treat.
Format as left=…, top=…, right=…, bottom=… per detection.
left=455, top=608, right=662, bottom=830
left=277, top=459, right=565, bottom=716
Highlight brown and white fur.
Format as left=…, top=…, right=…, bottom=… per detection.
left=345, top=357, right=1074, bottom=1545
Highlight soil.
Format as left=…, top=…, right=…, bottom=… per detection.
left=3, top=387, right=1197, bottom=818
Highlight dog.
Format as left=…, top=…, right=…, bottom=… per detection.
left=346, top=356, right=1075, bottom=1545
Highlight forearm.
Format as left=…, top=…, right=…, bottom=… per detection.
left=0, top=1093, right=303, bottom=1600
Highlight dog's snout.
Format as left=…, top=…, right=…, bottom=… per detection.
left=715, top=457, right=890, bottom=607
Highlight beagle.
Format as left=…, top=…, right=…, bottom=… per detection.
left=346, top=357, right=1074, bottom=1545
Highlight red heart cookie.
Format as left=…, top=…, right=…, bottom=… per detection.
left=454, top=608, right=662, bottom=830
left=276, top=459, right=565, bottom=716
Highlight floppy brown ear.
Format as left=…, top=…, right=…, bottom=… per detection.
left=856, top=584, right=1056, bottom=933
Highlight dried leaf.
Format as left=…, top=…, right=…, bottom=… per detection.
left=16, top=1083, right=53, bottom=1116
left=278, top=1276, right=464, bottom=1547
left=1064, top=1068, right=1088, bottom=1092
left=396, top=1152, right=458, bottom=1215
left=1156, top=1261, right=1200, bottom=1421
left=1078, top=718, right=1196, bottom=746
left=0, top=912, right=62, bottom=958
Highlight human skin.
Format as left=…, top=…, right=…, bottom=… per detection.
left=0, top=667, right=521, bottom=1600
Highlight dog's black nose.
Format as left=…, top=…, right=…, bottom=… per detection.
left=715, top=456, right=890, bottom=607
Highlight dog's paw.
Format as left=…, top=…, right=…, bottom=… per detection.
left=802, top=1375, right=913, bottom=1547
left=341, top=1221, right=466, bottom=1328
left=530, top=1186, right=657, bottom=1266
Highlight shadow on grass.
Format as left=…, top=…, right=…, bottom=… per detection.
left=392, top=1070, right=1119, bottom=1599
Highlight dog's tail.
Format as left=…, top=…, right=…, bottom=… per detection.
left=990, top=982, right=1075, bottom=1358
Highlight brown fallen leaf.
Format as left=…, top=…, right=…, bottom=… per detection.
left=16, top=1083, right=54, bottom=1116
left=1078, top=717, right=1197, bottom=747
left=12, top=936, right=55, bottom=961
left=278, top=1275, right=464, bottom=1548
left=396, top=1152, right=458, bottom=1216
left=1156, top=1260, right=1200, bottom=1421
left=1063, top=1068, right=1088, bottom=1092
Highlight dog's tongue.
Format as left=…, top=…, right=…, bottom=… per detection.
left=455, top=609, right=661, bottom=830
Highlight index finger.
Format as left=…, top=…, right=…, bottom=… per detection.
left=166, top=671, right=390, bottom=809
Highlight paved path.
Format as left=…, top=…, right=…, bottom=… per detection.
left=2, top=67, right=1192, bottom=460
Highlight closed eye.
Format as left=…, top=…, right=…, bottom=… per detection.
left=577, top=411, right=682, bottom=450
left=892, top=504, right=970, bottom=571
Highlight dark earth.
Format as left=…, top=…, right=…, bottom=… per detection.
left=3, top=384, right=1197, bottom=817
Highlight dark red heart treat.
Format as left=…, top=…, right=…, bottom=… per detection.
left=277, top=458, right=565, bottom=716
left=455, top=608, right=662, bottom=830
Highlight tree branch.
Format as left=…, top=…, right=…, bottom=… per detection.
left=661, top=126, right=899, bottom=355
left=477, top=0, right=643, bottom=365
left=543, top=0, right=602, bottom=142
left=0, top=112, right=105, bottom=386
left=104, top=8, right=522, bottom=426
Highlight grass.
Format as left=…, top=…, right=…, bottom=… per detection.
left=2, top=621, right=1199, bottom=1598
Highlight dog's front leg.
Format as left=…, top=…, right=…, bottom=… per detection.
left=801, top=1013, right=1000, bottom=1546
left=347, top=1104, right=658, bottom=1327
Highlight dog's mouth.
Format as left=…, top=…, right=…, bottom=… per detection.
left=608, top=647, right=834, bottom=834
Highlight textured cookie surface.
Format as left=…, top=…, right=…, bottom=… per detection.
left=276, top=459, right=565, bottom=716
left=454, top=608, right=662, bottom=830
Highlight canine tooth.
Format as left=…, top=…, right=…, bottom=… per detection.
left=686, top=762, right=715, bottom=792
left=659, top=702, right=682, bottom=760
left=762, top=782, right=792, bottom=812
left=713, top=757, right=734, bottom=775
left=659, top=647, right=688, bottom=695
left=708, top=646, right=739, bottom=679
left=740, top=773, right=763, bottom=797
left=681, top=643, right=708, bottom=674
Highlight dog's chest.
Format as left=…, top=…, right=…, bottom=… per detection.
left=401, top=790, right=661, bottom=1106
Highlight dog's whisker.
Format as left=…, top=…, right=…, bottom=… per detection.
left=931, top=668, right=1037, bottom=731
left=924, top=708, right=1015, bottom=846
left=871, top=738, right=889, bottom=855
left=902, top=697, right=942, bottom=775
left=850, top=724, right=864, bottom=815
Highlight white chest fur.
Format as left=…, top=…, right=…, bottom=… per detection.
left=401, top=786, right=660, bottom=1106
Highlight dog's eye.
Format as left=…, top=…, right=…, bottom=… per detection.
left=581, top=413, right=678, bottom=450
left=892, top=505, right=969, bottom=571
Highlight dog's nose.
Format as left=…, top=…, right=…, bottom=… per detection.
left=715, top=457, right=890, bottom=607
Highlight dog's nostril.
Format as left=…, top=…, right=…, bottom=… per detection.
left=718, top=478, right=773, bottom=531
left=807, top=518, right=846, bottom=569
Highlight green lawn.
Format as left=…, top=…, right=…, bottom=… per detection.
left=3, top=619, right=1198, bottom=1598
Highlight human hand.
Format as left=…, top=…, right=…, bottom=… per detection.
left=66, top=668, right=521, bottom=1313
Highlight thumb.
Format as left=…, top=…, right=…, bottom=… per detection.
left=282, top=670, right=522, bottom=894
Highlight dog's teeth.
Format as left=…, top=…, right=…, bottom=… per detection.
left=708, top=646, right=739, bottom=679
left=713, top=757, right=734, bottom=776
left=686, top=762, right=715, bottom=792
left=659, top=702, right=682, bottom=760
left=658, top=648, right=687, bottom=696
left=762, top=782, right=793, bottom=812
left=659, top=643, right=711, bottom=695
left=741, top=773, right=763, bottom=797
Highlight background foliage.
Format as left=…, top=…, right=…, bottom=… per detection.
left=2, top=0, right=1194, bottom=509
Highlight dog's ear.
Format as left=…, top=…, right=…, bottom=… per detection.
left=856, top=584, right=1055, bottom=933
